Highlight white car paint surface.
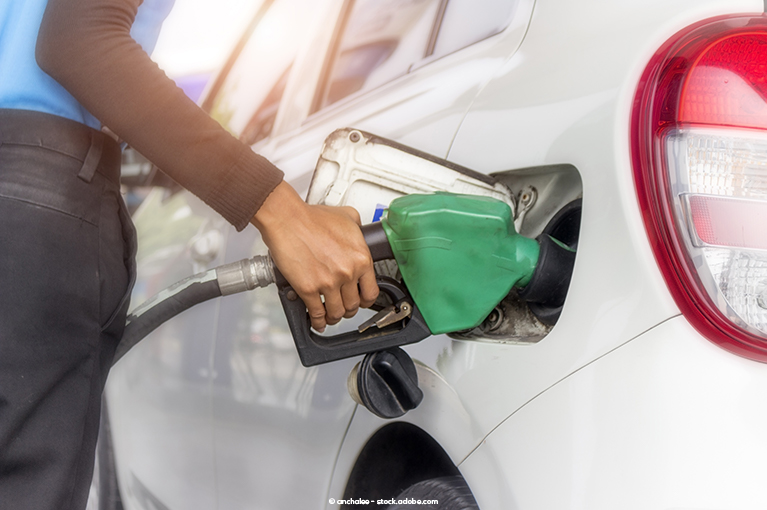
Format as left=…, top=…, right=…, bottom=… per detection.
left=101, top=0, right=767, bottom=509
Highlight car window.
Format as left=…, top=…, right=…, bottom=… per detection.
left=317, top=0, right=443, bottom=110
left=208, top=0, right=318, bottom=145
left=430, top=0, right=518, bottom=59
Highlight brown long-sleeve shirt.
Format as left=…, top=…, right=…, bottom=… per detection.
left=35, top=0, right=284, bottom=231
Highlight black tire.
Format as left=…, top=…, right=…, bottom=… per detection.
left=86, top=402, right=124, bottom=510
left=387, top=476, right=479, bottom=510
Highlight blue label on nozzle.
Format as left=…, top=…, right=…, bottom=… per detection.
left=372, top=204, right=386, bottom=223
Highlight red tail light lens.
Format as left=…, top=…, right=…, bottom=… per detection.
left=632, top=15, right=767, bottom=361
left=680, top=33, right=767, bottom=129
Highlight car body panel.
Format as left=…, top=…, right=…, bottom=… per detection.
left=265, top=0, right=536, bottom=180
left=440, top=0, right=763, bottom=434
left=199, top=4, right=539, bottom=506
left=207, top=225, right=361, bottom=510
left=459, top=316, right=767, bottom=510
left=107, top=0, right=767, bottom=508
left=108, top=190, right=229, bottom=510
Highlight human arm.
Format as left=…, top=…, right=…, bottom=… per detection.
left=36, top=0, right=378, bottom=329
left=36, top=0, right=281, bottom=229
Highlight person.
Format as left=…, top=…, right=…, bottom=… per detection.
left=0, top=0, right=379, bottom=508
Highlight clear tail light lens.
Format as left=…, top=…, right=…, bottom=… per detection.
left=632, top=15, right=767, bottom=361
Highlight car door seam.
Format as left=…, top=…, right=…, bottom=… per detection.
left=456, top=313, right=682, bottom=466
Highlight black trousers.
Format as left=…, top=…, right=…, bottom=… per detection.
left=0, top=110, right=136, bottom=510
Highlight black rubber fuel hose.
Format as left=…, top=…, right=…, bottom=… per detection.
left=112, top=224, right=395, bottom=366
left=112, top=255, right=275, bottom=365
left=113, top=279, right=222, bottom=364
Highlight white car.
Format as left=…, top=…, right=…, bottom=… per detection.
left=94, top=0, right=767, bottom=509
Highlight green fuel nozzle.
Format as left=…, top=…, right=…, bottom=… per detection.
left=348, top=193, right=576, bottom=418
left=278, top=192, right=575, bottom=367
left=380, top=193, right=541, bottom=334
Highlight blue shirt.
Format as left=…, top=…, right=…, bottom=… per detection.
left=0, top=0, right=175, bottom=129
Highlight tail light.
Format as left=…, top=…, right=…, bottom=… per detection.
left=632, top=14, right=767, bottom=361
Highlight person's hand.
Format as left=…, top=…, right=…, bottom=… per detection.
left=251, top=181, right=379, bottom=332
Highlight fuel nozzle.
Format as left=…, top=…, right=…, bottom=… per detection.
left=380, top=192, right=543, bottom=334
left=517, top=234, right=577, bottom=325
left=344, top=193, right=576, bottom=417
left=376, top=192, right=576, bottom=334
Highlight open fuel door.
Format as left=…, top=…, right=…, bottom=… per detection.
left=306, top=128, right=516, bottom=223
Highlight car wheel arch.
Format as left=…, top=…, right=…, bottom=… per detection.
left=341, top=422, right=474, bottom=507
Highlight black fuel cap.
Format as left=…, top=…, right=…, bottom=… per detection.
left=348, top=347, right=423, bottom=419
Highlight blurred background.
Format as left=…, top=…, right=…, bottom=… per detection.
left=121, top=0, right=265, bottom=212
left=150, top=0, right=264, bottom=103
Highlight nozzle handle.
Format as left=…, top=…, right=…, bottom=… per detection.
left=278, top=276, right=431, bottom=367
left=361, top=222, right=394, bottom=261
left=276, top=222, right=430, bottom=367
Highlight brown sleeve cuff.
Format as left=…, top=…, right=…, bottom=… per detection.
left=204, top=147, right=284, bottom=231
